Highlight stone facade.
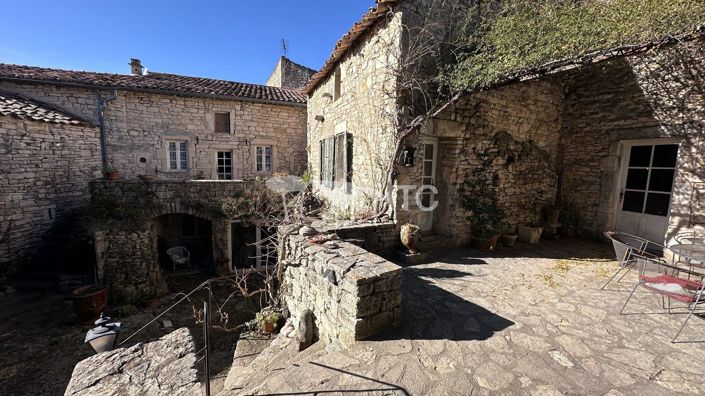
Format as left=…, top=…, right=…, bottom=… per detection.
left=91, top=179, right=251, bottom=275
left=323, top=222, right=399, bottom=259
left=266, top=56, right=316, bottom=89
left=94, top=226, right=168, bottom=304
left=398, top=80, right=565, bottom=245
left=0, top=81, right=308, bottom=181
left=560, top=42, right=705, bottom=242
left=307, top=10, right=403, bottom=218
left=282, top=235, right=402, bottom=347
left=0, top=114, right=101, bottom=269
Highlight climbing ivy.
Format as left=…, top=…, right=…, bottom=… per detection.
left=444, top=0, right=705, bottom=91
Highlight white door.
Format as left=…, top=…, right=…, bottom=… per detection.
left=417, top=140, right=438, bottom=232
left=615, top=141, right=679, bottom=243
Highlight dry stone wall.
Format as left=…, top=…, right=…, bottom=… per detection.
left=282, top=235, right=402, bottom=347
left=94, top=226, right=168, bottom=305
left=0, top=115, right=100, bottom=269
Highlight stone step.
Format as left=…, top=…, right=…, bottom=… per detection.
left=416, top=233, right=452, bottom=252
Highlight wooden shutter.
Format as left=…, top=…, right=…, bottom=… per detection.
left=215, top=112, right=230, bottom=133
left=320, top=137, right=335, bottom=189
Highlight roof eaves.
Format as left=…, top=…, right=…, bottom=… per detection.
left=304, top=0, right=401, bottom=94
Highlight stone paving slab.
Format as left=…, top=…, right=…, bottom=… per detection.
left=228, top=238, right=705, bottom=395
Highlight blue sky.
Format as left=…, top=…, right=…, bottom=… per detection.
left=0, top=1, right=374, bottom=84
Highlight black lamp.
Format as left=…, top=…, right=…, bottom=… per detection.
left=403, top=146, right=416, bottom=167
left=85, top=313, right=121, bottom=354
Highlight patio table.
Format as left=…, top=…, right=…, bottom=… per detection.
left=670, top=243, right=705, bottom=270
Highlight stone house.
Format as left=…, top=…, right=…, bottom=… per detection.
left=0, top=58, right=310, bottom=279
left=305, top=0, right=705, bottom=246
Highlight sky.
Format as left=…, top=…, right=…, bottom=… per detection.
left=0, top=0, right=374, bottom=85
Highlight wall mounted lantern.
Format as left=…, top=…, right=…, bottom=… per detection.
left=85, top=313, right=121, bottom=354
left=403, top=146, right=416, bottom=167
left=314, top=114, right=325, bottom=122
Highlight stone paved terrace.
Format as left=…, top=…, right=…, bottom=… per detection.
left=226, top=238, right=705, bottom=396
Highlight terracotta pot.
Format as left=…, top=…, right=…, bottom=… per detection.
left=261, top=322, right=275, bottom=334
left=501, top=234, right=518, bottom=247
left=105, top=171, right=120, bottom=181
left=476, top=235, right=500, bottom=252
left=72, top=286, right=108, bottom=321
left=400, top=224, right=421, bottom=253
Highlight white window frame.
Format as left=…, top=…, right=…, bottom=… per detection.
left=255, top=145, right=273, bottom=173
left=166, top=140, right=189, bottom=171
left=215, top=150, right=234, bottom=180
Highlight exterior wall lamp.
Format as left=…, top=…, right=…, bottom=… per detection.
left=85, top=313, right=121, bottom=354
left=314, top=114, right=325, bottom=122
left=403, top=146, right=416, bottom=167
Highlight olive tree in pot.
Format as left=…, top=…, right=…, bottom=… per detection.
left=460, top=155, right=507, bottom=252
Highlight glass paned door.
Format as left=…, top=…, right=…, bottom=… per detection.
left=617, top=142, right=679, bottom=243
left=417, top=140, right=437, bottom=232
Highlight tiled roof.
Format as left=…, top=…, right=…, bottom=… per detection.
left=304, top=0, right=401, bottom=94
left=0, top=91, right=90, bottom=125
left=0, top=63, right=307, bottom=105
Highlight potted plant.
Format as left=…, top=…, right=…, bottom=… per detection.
left=72, top=284, right=108, bottom=321
left=501, top=224, right=518, bottom=247
left=104, top=165, right=120, bottom=181
left=255, top=309, right=283, bottom=335
left=400, top=223, right=421, bottom=253
left=460, top=155, right=507, bottom=252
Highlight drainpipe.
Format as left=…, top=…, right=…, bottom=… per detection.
left=97, top=90, right=118, bottom=171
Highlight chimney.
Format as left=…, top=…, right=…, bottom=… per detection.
left=129, top=58, right=143, bottom=76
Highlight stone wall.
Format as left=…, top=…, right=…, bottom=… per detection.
left=0, top=115, right=101, bottom=269
left=396, top=80, right=565, bottom=245
left=559, top=41, right=705, bottom=242
left=282, top=235, right=402, bottom=347
left=317, top=222, right=399, bottom=259
left=0, top=81, right=308, bottom=181
left=91, top=179, right=250, bottom=274
left=266, top=57, right=316, bottom=89
left=94, top=226, right=168, bottom=305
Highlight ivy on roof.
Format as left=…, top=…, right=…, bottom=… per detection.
left=445, top=0, right=705, bottom=91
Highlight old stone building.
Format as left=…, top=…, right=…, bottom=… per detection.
left=0, top=58, right=310, bottom=282
left=266, top=56, right=317, bottom=89
left=306, top=0, right=705, bottom=246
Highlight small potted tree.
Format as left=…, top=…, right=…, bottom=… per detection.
left=501, top=224, right=518, bottom=247
left=255, top=309, right=283, bottom=335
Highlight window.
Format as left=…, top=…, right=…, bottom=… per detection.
left=333, top=68, right=342, bottom=100
left=320, top=132, right=352, bottom=192
left=167, top=140, right=188, bottom=171
left=216, top=151, right=233, bottom=180
left=214, top=112, right=230, bottom=133
left=256, top=146, right=273, bottom=172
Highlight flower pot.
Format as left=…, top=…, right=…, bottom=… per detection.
left=72, top=286, right=108, bottom=321
left=138, top=174, right=154, bottom=181
left=476, top=235, right=500, bottom=252
left=261, top=322, right=275, bottom=334
left=518, top=225, right=543, bottom=244
left=400, top=223, right=421, bottom=253
left=105, top=171, right=120, bottom=181
left=501, top=234, right=518, bottom=247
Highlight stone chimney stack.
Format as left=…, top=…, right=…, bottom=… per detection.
left=129, top=58, right=143, bottom=76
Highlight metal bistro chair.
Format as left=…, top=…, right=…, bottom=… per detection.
left=620, top=254, right=705, bottom=342
left=166, top=246, right=191, bottom=272
left=602, top=231, right=666, bottom=290
left=672, top=231, right=705, bottom=274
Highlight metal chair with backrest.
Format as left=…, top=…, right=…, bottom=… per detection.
left=620, top=254, right=705, bottom=342
left=672, top=231, right=705, bottom=274
left=166, top=246, right=191, bottom=272
left=602, top=231, right=666, bottom=290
